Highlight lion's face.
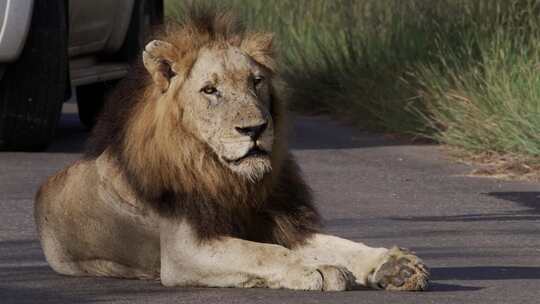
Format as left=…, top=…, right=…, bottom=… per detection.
left=181, top=47, right=274, bottom=180
left=142, top=40, right=275, bottom=182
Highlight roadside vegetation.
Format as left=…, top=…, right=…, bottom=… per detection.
left=165, top=0, right=540, bottom=180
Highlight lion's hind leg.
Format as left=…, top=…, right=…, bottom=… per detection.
left=38, top=226, right=158, bottom=280
left=35, top=159, right=160, bottom=281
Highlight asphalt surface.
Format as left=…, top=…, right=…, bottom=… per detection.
left=1, top=103, right=539, bottom=303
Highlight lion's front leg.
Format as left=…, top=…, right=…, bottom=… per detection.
left=159, top=220, right=355, bottom=291
left=293, top=234, right=429, bottom=291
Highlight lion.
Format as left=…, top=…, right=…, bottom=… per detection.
left=34, top=9, right=429, bottom=291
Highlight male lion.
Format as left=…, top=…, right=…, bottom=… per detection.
left=35, top=9, right=429, bottom=291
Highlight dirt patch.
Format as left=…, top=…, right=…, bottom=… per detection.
left=444, top=147, right=540, bottom=183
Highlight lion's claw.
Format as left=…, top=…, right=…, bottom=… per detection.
left=317, top=265, right=356, bottom=291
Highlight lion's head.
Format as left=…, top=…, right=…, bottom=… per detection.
left=86, top=10, right=290, bottom=204
left=142, top=35, right=275, bottom=181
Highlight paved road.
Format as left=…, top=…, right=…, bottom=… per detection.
left=1, top=103, right=539, bottom=303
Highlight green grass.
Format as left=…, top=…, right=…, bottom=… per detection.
left=165, top=0, right=540, bottom=162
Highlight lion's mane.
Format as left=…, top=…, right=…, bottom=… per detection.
left=85, top=8, right=320, bottom=247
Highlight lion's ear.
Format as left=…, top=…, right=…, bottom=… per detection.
left=143, top=40, right=179, bottom=93
left=241, top=33, right=275, bottom=71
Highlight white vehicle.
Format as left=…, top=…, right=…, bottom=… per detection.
left=0, top=0, right=163, bottom=150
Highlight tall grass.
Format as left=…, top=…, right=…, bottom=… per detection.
left=165, top=0, right=540, bottom=160
left=414, top=2, right=540, bottom=156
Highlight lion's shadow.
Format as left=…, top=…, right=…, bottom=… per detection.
left=431, top=266, right=540, bottom=281
left=1, top=240, right=537, bottom=296
left=360, top=266, right=540, bottom=292
left=424, top=266, right=540, bottom=292
left=46, top=107, right=88, bottom=154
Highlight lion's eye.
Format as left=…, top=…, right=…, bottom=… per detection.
left=201, top=86, right=217, bottom=95
left=253, top=76, right=264, bottom=87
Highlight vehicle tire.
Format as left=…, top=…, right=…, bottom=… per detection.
left=119, top=0, right=164, bottom=63
left=76, top=80, right=118, bottom=130
left=0, top=0, right=68, bottom=151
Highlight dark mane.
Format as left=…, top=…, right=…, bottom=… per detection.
left=83, top=7, right=320, bottom=248
left=84, top=62, right=149, bottom=158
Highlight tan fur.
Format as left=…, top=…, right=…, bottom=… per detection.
left=34, top=9, right=429, bottom=291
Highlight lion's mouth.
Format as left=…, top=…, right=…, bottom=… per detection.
left=225, top=146, right=269, bottom=165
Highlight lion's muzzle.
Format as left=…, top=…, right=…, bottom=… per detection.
left=234, top=121, right=268, bottom=141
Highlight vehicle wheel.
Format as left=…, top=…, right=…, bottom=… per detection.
left=0, top=0, right=68, bottom=151
left=119, top=0, right=164, bottom=63
left=76, top=80, right=118, bottom=130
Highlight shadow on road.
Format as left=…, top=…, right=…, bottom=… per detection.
left=427, top=282, right=483, bottom=292
left=486, top=192, right=540, bottom=214
left=390, top=213, right=540, bottom=222
left=390, top=192, right=540, bottom=222
left=0, top=285, right=88, bottom=304
left=0, top=266, right=174, bottom=304
left=46, top=111, right=88, bottom=154
left=431, top=266, right=540, bottom=281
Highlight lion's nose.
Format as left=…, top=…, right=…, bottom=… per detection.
left=235, top=121, right=268, bottom=140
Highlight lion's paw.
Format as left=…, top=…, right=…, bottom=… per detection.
left=317, top=265, right=356, bottom=291
left=369, top=246, right=429, bottom=291
left=281, top=265, right=354, bottom=291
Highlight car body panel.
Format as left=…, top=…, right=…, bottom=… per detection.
left=70, top=57, right=129, bottom=86
left=68, top=0, right=134, bottom=57
left=0, top=0, right=135, bottom=61
left=0, top=0, right=34, bottom=62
